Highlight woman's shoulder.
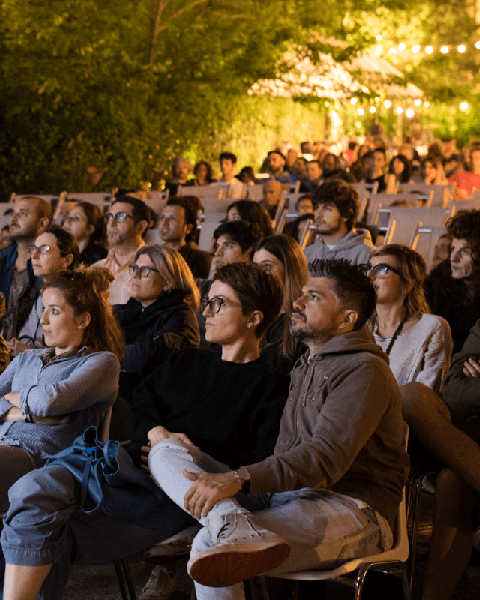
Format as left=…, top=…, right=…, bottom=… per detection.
left=418, top=313, right=451, bottom=330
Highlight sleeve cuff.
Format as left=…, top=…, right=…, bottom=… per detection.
left=0, top=397, right=14, bottom=418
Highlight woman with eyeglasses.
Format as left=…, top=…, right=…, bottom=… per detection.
left=0, top=267, right=122, bottom=514
left=7, top=228, right=79, bottom=357
left=114, top=245, right=200, bottom=401
left=62, top=201, right=107, bottom=266
left=366, top=244, right=453, bottom=392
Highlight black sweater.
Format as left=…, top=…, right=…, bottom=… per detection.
left=127, top=348, right=290, bottom=468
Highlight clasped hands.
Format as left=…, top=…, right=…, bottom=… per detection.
left=142, top=425, right=243, bottom=520
left=463, top=357, right=480, bottom=378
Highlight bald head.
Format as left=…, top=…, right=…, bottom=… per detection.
left=262, top=180, right=282, bottom=208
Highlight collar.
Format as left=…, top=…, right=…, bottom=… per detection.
left=104, top=241, right=145, bottom=271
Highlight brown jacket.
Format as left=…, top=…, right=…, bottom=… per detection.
left=246, top=328, right=410, bottom=527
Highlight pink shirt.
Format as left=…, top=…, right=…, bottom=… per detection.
left=448, top=170, right=480, bottom=198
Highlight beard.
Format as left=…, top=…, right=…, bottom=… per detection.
left=290, top=310, right=337, bottom=344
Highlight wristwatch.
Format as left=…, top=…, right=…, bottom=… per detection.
left=234, top=467, right=251, bottom=494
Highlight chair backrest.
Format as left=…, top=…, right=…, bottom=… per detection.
left=450, top=199, right=480, bottom=214
left=412, top=225, right=447, bottom=273
left=65, top=193, right=113, bottom=211
left=352, top=183, right=370, bottom=222
left=382, top=206, right=453, bottom=242
left=245, top=183, right=265, bottom=201
left=366, top=193, right=408, bottom=226
left=198, top=214, right=224, bottom=252
left=396, top=183, right=451, bottom=208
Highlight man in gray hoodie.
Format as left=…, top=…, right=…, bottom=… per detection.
left=149, top=258, right=410, bottom=598
left=304, top=180, right=374, bottom=265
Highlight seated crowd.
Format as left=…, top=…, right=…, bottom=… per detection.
left=0, top=136, right=479, bottom=600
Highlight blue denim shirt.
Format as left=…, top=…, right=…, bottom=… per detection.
left=0, top=347, right=120, bottom=459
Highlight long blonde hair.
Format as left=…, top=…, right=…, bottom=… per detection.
left=135, top=245, right=200, bottom=310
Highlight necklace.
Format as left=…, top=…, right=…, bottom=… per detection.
left=383, top=313, right=408, bottom=356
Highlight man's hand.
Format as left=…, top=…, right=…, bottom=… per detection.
left=463, top=358, right=480, bottom=378
left=183, top=470, right=242, bottom=520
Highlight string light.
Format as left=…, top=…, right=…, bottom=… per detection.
left=476, top=41, right=480, bottom=49
left=425, top=46, right=433, bottom=54
left=384, top=100, right=392, bottom=108
left=460, top=102, right=469, bottom=111
left=458, top=45, right=466, bottom=53
left=397, top=107, right=404, bottom=114
left=398, top=43, right=406, bottom=51
left=358, top=108, right=365, bottom=115
left=350, top=97, right=358, bottom=104
left=424, top=101, right=430, bottom=107
left=406, top=109, right=415, bottom=118
left=415, top=99, right=421, bottom=106
left=370, top=106, right=376, bottom=113
left=376, top=34, right=382, bottom=41
left=412, top=45, right=421, bottom=53
left=440, top=46, right=449, bottom=53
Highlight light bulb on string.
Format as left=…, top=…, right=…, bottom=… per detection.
left=476, top=41, right=480, bottom=49
left=425, top=46, right=433, bottom=54
left=460, top=102, right=469, bottom=111
left=376, top=34, right=382, bottom=41
left=441, top=46, right=449, bottom=53
left=412, top=45, right=421, bottom=53
left=384, top=100, right=391, bottom=108
left=397, top=107, right=403, bottom=114
left=415, top=99, right=421, bottom=106
left=370, top=106, right=376, bottom=113
left=358, top=108, right=365, bottom=115
left=398, top=43, right=406, bottom=51
left=424, top=101, right=430, bottom=107
left=406, top=109, right=415, bottom=118
left=350, top=97, right=358, bottom=104
left=458, top=45, right=466, bottom=53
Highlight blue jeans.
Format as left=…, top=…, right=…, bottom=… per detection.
left=1, top=463, right=195, bottom=600
left=149, top=440, right=394, bottom=600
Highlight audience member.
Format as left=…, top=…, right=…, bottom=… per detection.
left=226, top=200, right=274, bottom=238
left=299, top=160, right=322, bottom=193
left=217, top=152, right=245, bottom=199
left=0, top=267, right=122, bottom=517
left=431, top=233, right=452, bottom=271
left=148, top=258, right=409, bottom=595
left=0, top=226, right=13, bottom=252
left=237, top=166, right=257, bottom=185
left=366, top=245, right=452, bottom=391
left=267, top=150, right=291, bottom=183
left=192, top=161, right=214, bottom=186
left=365, top=148, right=387, bottom=192
left=285, top=148, right=298, bottom=174
left=9, top=228, right=78, bottom=356
left=283, top=213, right=315, bottom=247
left=261, top=179, right=282, bottom=220
left=115, top=245, right=200, bottom=402
left=251, top=234, right=308, bottom=373
left=296, top=195, right=314, bottom=214
left=449, top=143, right=480, bottom=199
left=425, top=210, right=480, bottom=354
left=321, top=152, right=342, bottom=180
left=160, top=198, right=212, bottom=279
left=292, top=156, right=307, bottom=181
left=423, top=155, right=448, bottom=186
left=0, top=196, right=52, bottom=340
left=165, top=157, right=194, bottom=197
left=62, top=201, right=107, bottom=266
left=94, top=196, right=150, bottom=304
left=1, top=263, right=290, bottom=600
left=386, top=154, right=411, bottom=193
left=304, top=180, right=374, bottom=265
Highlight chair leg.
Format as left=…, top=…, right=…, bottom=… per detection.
left=114, top=557, right=137, bottom=600
left=409, top=478, right=423, bottom=591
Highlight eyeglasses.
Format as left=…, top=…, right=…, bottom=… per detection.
left=103, top=212, right=135, bottom=224
left=63, top=215, right=85, bottom=224
left=200, top=296, right=252, bottom=314
left=360, top=263, right=403, bottom=278
left=129, top=264, right=161, bottom=278
left=28, top=244, right=53, bottom=255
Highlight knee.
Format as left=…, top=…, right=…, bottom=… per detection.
left=434, top=469, right=476, bottom=527
left=400, top=382, right=448, bottom=423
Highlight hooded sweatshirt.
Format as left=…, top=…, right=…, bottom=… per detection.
left=245, top=328, right=410, bottom=528
left=304, top=229, right=374, bottom=265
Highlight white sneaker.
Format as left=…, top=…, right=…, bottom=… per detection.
left=139, top=566, right=175, bottom=600
left=187, top=512, right=290, bottom=587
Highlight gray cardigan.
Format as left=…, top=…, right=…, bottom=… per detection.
left=0, top=348, right=120, bottom=459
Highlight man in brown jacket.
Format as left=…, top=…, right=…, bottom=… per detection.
left=148, top=258, right=410, bottom=599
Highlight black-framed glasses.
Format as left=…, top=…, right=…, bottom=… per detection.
left=103, top=212, right=135, bottom=224
left=129, top=264, right=161, bottom=278
left=28, top=244, right=52, bottom=255
left=200, top=296, right=254, bottom=314
left=360, top=263, right=403, bottom=277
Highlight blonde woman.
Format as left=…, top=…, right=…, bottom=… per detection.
left=115, top=245, right=200, bottom=384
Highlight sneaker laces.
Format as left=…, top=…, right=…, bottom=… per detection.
left=216, top=513, right=262, bottom=541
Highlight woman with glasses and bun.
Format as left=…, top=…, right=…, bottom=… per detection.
left=0, top=266, right=122, bottom=513
left=365, top=244, right=452, bottom=392
left=114, top=245, right=200, bottom=401
left=8, top=228, right=79, bottom=357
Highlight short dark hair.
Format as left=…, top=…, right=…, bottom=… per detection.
left=307, top=258, right=376, bottom=330
left=213, top=220, right=262, bottom=253
left=268, top=150, right=286, bottom=162
left=69, top=201, right=105, bottom=245
left=220, top=152, right=237, bottom=164
left=373, top=148, right=386, bottom=157
left=112, top=195, right=150, bottom=226
left=447, top=209, right=480, bottom=264
left=227, top=200, right=274, bottom=238
left=20, top=196, right=53, bottom=225
left=45, top=227, right=79, bottom=270
left=166, top=196, right=198, bottom=243
left=313, top=180, right=359, bottom=230
left=214, top=262, right=284, bottom=338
